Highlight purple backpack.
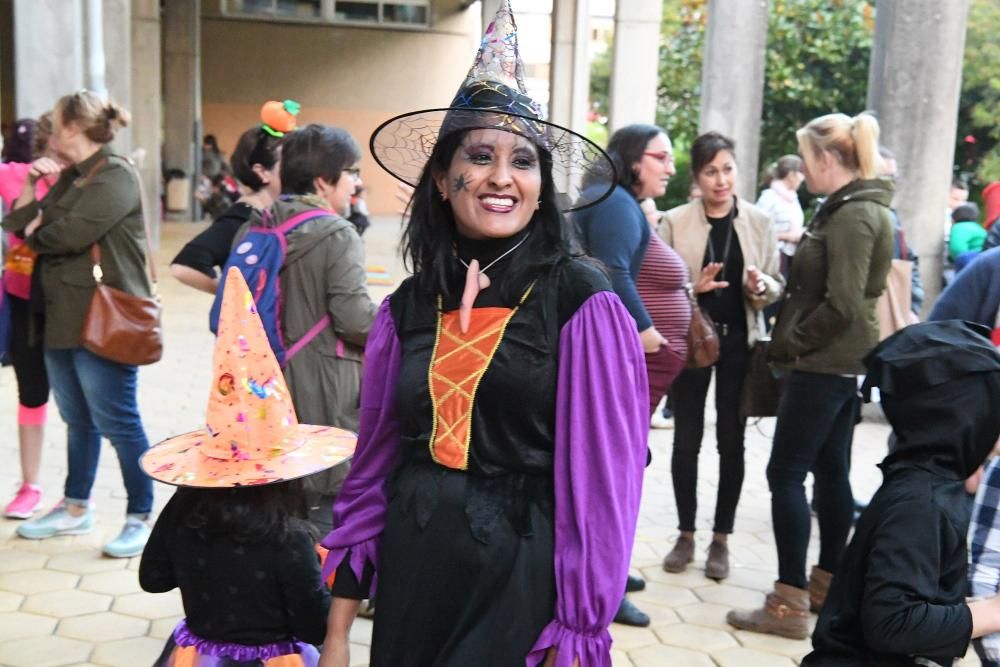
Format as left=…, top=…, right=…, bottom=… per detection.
left=209, top=209, right=331, bottom=366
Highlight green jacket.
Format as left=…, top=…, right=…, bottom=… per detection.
left=948, top=220, right=987, bottom=260
left=1, top=146, right=152, bottom=349
left=769, top=178, right=895, bottom=375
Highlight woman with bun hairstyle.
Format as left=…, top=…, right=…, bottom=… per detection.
left=728, top=112, right=894, bottom=639
left=756, top=154, right=805, bottom=268
left=2, top=91, right=157, bottom=558
left=171, top=101, right=298, bottom=294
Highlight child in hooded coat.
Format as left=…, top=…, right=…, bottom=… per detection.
left=802, top=320, right=1000, bottom=667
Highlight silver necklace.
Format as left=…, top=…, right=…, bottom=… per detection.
left=457, top=233, right=530, bottom=277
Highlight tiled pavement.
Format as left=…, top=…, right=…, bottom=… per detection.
left=0, top=217, right=982, bottom=666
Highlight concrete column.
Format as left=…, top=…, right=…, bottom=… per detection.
left=867, top=0, right=970, bottom=313
left=608, top=0, right=663, bottom=133
left=549, top=0, right=589, bottom=132
left=101, top=0, right=131, bottom=155
left=131, top=0, right=162, bottom=246
left=698, top=0, right=769, bottom=201
left=163, top=0, right=201, bottom=221
left=13, top=0, right=84, bottom=119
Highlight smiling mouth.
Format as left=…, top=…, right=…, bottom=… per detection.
left=479, top=195, right=518, bottom=212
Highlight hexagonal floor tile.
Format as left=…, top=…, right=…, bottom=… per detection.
left=653, top=622, right=739, bottom=653
left=148, top=616, right=182, bottom=640
left=627, top=643, right=716, bottom=667
left=0, top=589, right=24, bottom=612
left=90, top=636, right=165, bottom=667
left=733, top=629, right=813, bottom=658
left=0, top=611, right=58, bottom=641
left=78, top=569, right=141, bottom=597
left=58, top=611, right=150, bottom=642
left=46, top=551, right=128, bottom=575
left=608, top=623, right=659, bottom=650
left=111, top=591, right=183, bottom=619
left=711, top=646, right=798, bottom=667
left=628, top=581, right=700, bottom=609
left=0, top=635, right=92, bottom=667
left=695, top=583, right=766, bottom=608
left=675, top=602, right=733, bottom=630
left=0, top=569, right=78, bottom=595
left=22, top=589, right=111, bottom=618
left=0, top=549, right=47, bottom=573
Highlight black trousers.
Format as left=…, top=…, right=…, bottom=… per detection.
left=8, top=295, right=48, bottom=408
left=670, top=328, right=750, bottom=534
left=767, top=371, right=858, bottom=589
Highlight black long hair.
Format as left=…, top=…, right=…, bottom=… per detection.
left=400, top=128, right=574, bottom=304
left=230, top=126, right=281, bottom=192
left=174, top=479, right=314, bottom=544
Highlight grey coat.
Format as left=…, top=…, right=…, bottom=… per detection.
left=239, top=197, right=378, bottom=494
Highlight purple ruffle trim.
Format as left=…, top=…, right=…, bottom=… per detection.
left=172, top=619, right=311, bottom=661
left=320, top=536, right=379, bottom=597
left=525, top=619, right=613, bottom=667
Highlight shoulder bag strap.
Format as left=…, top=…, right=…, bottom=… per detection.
left=87, top=157, right=158, bottom=290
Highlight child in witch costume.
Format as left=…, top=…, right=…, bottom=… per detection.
left=319, top=3, right=648, bottom=666
left=139, top=268, right=356, bottom=667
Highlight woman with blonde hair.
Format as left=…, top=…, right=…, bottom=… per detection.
left=3, top=90, right=157, bottom=558
left=728, top=112, right=895, bottom=639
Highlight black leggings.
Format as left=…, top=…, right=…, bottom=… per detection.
left=670, top=329, right=749, bottom=534
left=8, top=295, right=48, bottom=408
left=767, top=371, right=858, bottom=589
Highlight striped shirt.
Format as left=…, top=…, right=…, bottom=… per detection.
left=636, top=231, right=690, bottom=357
left=969, top=455, right=1000, bottom=665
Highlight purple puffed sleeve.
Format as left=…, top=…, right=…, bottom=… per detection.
left=320, top=297, right=401, bottom=594
left=526, top=291, right=649, bottom=667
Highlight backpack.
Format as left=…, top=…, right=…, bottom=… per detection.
left=209, top=208, right=331, bottom=366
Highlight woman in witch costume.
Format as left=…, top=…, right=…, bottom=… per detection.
left=318, top=4, right=648, bottom=667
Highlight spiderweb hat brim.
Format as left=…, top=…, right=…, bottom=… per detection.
left=370, top=105, right=616, bottom=212
left=367, top=0, right=616, bottom=212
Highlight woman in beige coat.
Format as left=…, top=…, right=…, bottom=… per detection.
left=659, top=132, right=782, bottom=581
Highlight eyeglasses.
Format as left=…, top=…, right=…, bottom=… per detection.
left=644, top=151, right=675, bottom=165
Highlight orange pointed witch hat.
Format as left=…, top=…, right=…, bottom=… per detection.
left=140, top=268, right=356, bottom=487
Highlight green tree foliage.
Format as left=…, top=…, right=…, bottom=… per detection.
left=957, top=0, right=1000, bottom=185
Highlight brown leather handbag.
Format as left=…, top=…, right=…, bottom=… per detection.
left=80, top=160, right=163, bottom=366
left=685, top=283, right=720, bottom=368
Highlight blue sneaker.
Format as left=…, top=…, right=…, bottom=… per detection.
left=102, top=517, right=151, bottom=558
left=17, top=503, right=94, bottom=539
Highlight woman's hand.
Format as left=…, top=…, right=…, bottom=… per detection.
left=639, top=326, right=668, bottom=354
left=27, top=157, right=62, bottom=184
left=745, top=265, right=766, bottom=297
left=318, top=597, right=361, bottom=667
left=694, top=262, right=728, bottom=294
left=24, top=215, right=42, bottom=236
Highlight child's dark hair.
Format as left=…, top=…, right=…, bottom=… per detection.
left=174, top=479, right=315, bottom=544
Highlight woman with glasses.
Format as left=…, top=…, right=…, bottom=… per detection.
left=659, top=131, right=783, bottom=582
left=574, top=123, right=689, bottom=627
left=247, top=123, right=378, bottom=533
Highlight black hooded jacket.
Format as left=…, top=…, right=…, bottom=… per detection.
left=803, top=370, right=1000, bottom=666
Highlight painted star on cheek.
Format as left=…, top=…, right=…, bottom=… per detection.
left=452, top=173, right=470, bottom=193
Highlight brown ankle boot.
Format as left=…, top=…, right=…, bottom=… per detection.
left=808, top=566, right=833, bottom=613
left=662, top=534, right=695, bottom=573
left=704, top=540, right=729, bottom=580
left=726, top=581, right=810, bottom=640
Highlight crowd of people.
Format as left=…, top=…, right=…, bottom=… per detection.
left=2, top=3, right=1000, bottom=666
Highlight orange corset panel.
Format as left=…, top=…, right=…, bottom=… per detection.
left=427, top=306, right=517, bottom=470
